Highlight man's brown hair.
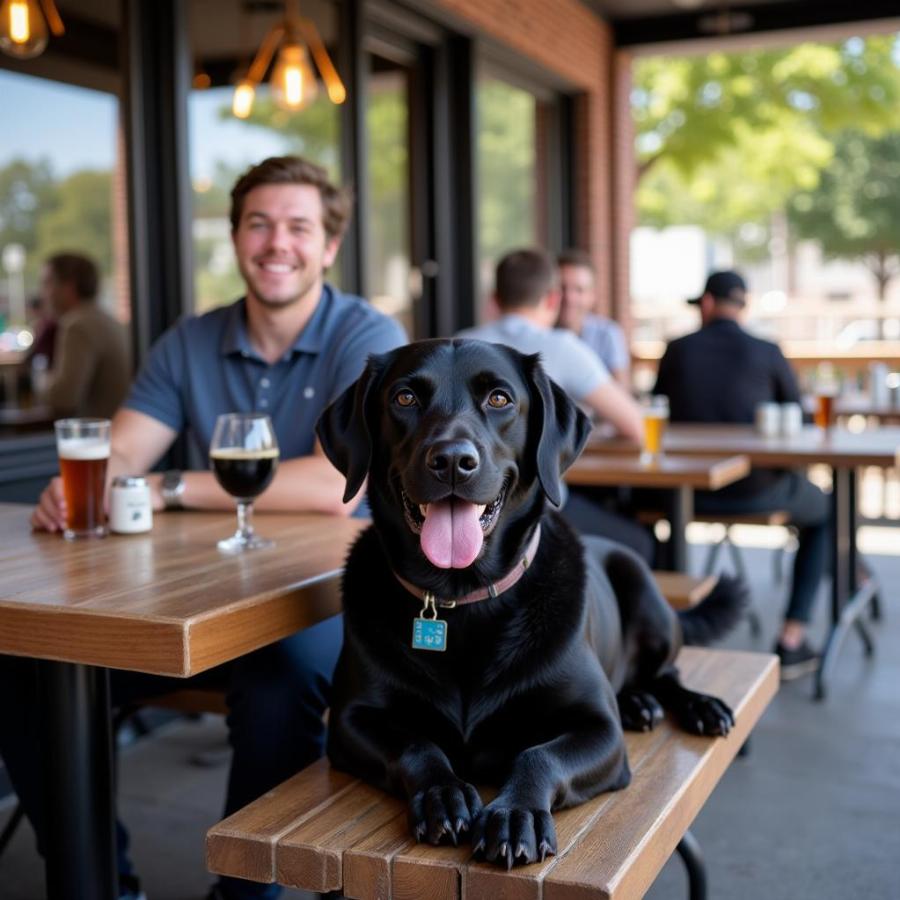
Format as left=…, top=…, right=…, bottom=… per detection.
left=229, top=156, right=354, bottom=241
left=557, top=248, right=594, bottom=273
left=495, top=248, right=556, bottom=310
left=46, top=253, right=99, bottom=301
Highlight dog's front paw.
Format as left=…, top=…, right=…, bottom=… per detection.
left=409, top=779, right=483, bottom=846
left=677, top=691, right=735, bottom=736
left=471, top=801, right=556, bottom=868
left=617, top=689, right=665, bottom=732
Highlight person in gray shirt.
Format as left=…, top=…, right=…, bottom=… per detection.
left=458, top=248, right=651, bottom=562
left=557, top=248, right=630, bottom=388
left=458, top=249, right=641, bottom=441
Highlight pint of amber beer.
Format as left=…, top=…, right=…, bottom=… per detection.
left=641, top=396, right=669, bottom=462
left=54, top=418, right=111, bottom=540
left=814, top=391, right=835, bottom=431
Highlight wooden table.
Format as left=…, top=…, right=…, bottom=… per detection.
left=586, top=424, right=898, bottom=699
left=566, top=453, right=750, bottom=571
left=0, top=504, right=366, bottom=900
left=835, top=395, right=900, bottom=423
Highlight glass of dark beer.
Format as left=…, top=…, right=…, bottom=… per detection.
left=210, top=413, right=280, bottom=553
left=54, top=418, right=111, bottom=540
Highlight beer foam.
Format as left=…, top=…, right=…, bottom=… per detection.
left=210, top=447, right=280, bottom=460
left=58, top=438, right=111, bottom=460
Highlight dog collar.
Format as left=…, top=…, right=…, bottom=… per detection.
left=394, top=525, right=541, bottom=609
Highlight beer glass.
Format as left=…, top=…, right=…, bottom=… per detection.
left=54, top=418, right=111, bottom=540
left=641, top=395, right=669, bottom=463
left=210, top=413, right=280, bottom=553
left=814, top=390, right=836, bottom=431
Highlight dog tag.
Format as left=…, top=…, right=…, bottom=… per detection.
left=412, top=593, right=448, bottom=651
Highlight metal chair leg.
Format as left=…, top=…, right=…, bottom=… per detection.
left=676, top=829, right=708, bottom=900
left=0, top=803, right=24, bottom=858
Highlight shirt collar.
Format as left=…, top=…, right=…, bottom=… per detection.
left=220, top=285, right=333, bottom=360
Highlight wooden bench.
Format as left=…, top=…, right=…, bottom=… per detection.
left=207, top=647, right=778, bottom=900
left=653, top=571, right=717, bottom=610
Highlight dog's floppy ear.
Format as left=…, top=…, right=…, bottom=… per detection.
left=316, top=354, right=386, bottom=503
left=526, top=355, right=591, bottom=508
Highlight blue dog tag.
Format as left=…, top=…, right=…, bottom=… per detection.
left=412, top=592, right=448, bottom=651
left=412, top=616, right=447, bottom=652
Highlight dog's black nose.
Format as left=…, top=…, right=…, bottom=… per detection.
left=425, top=439, right=480, bottom=484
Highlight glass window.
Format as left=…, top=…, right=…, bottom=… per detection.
left=476, top=76, right=538, bottom=319
left=0, top=70, right=124, bottom=340
left=188, top=0, right=342, bottom=313
left=366, top=60, right=412, bottom=335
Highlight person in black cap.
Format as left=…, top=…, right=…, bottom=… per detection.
left=653, top=269, right=828, bottom=679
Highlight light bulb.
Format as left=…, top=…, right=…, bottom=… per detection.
left=270, top=43, right=318, bottom=112
left=0, top=0, right=48, bottom=59
left=232, top=79, right=256, bottom=119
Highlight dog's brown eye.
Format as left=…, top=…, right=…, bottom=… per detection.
left=394, top=390, right=417, bottom=408
left=487, top=391, right=512, bottom=409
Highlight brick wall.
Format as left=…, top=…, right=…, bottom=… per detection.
left=430, top=0, right=626, bottom=323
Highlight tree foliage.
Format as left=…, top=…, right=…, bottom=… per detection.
left=789, top=129, right=900, bottom=300
left=633, top=35, right=900, bottom=233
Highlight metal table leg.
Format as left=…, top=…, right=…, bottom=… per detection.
left=676, top=828, right=707, bottom=900
left=666, top=485, right=693, bottom=573
left=815, top=467, right=877, bottom=701
left=39, top=660, right=117, bottom=900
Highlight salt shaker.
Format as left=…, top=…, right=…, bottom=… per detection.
left=755, top=402, right=780, bottom=437
left=109, top=475, right=153, bottom=534
left=780, top=402, right=803, bottom=436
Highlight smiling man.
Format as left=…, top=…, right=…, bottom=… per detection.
left=13, top=157, right=406, bottom=900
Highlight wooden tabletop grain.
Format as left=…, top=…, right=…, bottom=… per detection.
left=566, top=452, right=751, bottom=490
left=586, top=423, right=900, bottom=469
left=0, top=504, right=366, bottom=677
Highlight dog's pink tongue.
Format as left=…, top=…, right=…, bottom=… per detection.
left=420, top=498, right=484, bottom=569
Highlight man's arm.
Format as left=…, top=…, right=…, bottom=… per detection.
left=161, top=441, right=357, bottom=516
left=771, top=346, right=802, bottom=404
left=583, top=380, right=644, bottom=443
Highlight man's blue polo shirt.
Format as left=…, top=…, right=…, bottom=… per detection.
left=124, top=284, right=407, bottom=463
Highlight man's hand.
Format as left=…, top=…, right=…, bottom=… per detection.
left=31, top=477, right=67, bottom=532
left=143, top=472, right=166, bottom=512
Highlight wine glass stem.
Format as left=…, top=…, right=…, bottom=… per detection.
left=236, top=500, right=254, bottom=540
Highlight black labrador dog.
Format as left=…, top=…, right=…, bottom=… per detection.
left=317, top=339, right=744, bottom=868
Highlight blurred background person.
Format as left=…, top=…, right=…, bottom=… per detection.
left=557, top=249, right=630, bottom=389
left=458, top=248, right=652, bottom=562
left=654, top=270, right=829, bottom=678
left=39, top=252, right=130, bottom=418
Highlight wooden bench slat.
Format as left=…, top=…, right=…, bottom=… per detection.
left=207, top=649, right=778, bottom=899
left=542, top=649, right=779, bottom=900
left=207, top=757, right=357, bottom=883
left=275, top=781, right=405, bottom=892
left=653, top=572, right=717, bottom=610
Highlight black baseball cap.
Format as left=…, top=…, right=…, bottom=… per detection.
left=687, top=270, right=747, bottom=305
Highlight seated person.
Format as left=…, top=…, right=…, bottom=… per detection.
left=457, top=248, right=652, bottom=563
left=38, top=252, right=131, bottom=418
left=557, top=248, right=630, bottom=388
left=4, top=155, right=407, bottom=900
left=654, top=270, right=828, bottom=679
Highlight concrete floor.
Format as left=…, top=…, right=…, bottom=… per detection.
left=2, top=534, right=899, bottom=899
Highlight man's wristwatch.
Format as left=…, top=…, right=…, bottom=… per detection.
left=161, top=470, right=186, bottom=510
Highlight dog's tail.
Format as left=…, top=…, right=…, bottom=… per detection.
left=678, top=575, right=749, bottom=646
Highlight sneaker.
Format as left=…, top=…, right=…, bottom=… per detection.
left=118, top=874, right=147, bottom=900
left=774, top=639, right=820, bottom=681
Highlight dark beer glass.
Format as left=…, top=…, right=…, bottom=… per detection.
left=54, top=418, right=111, bottom=540
left=210, top=413, right=279, bottom=553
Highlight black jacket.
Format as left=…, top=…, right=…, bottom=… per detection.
left=653, top=318, right=801, bottom=494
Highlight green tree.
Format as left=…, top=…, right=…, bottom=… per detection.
left=35, top=170, right=113, bottom=276
left=633, top=35, right=900, bottom=233
left=789, top=129, right=900, bottom=325
left=0, top=158, right=59, bottom=285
